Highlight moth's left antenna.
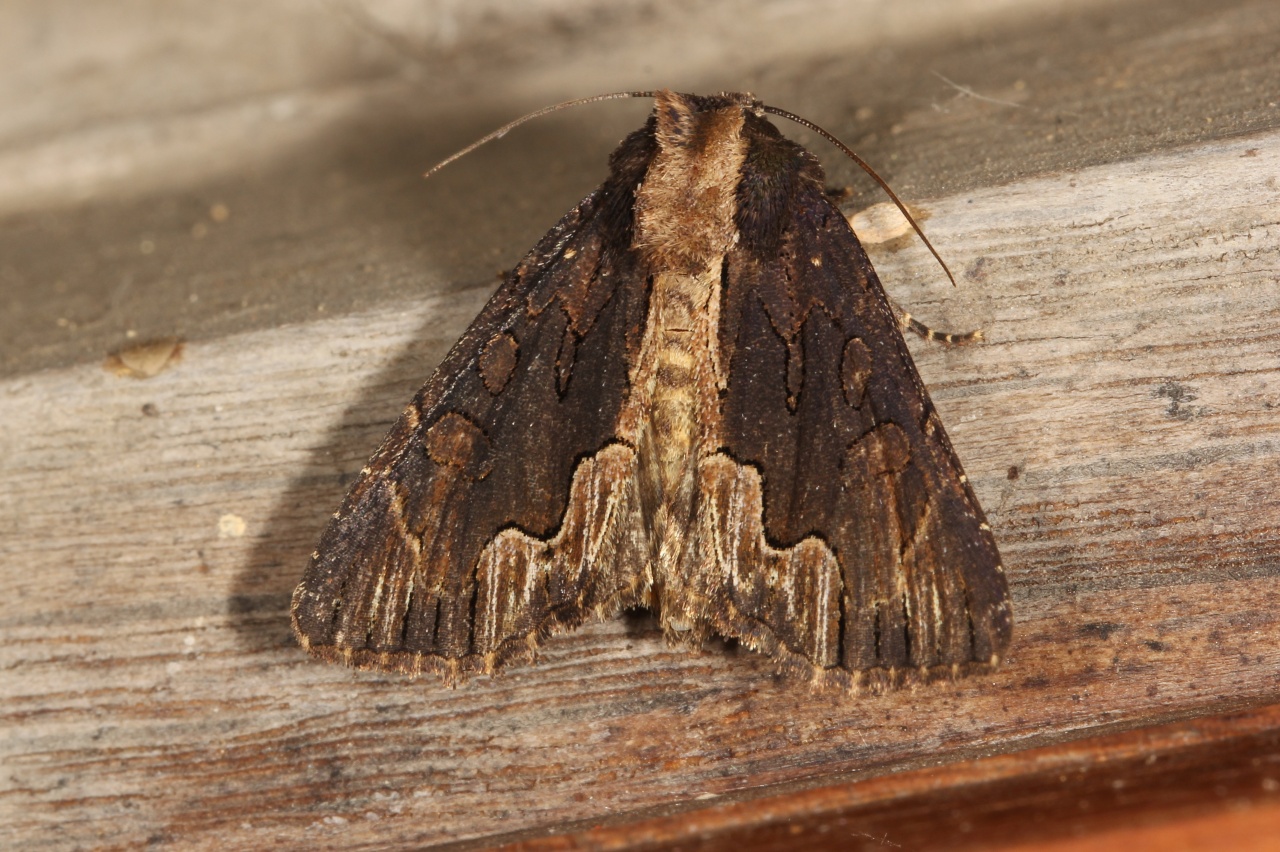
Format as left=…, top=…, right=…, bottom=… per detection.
left=425, top=91, right=654, bottom=179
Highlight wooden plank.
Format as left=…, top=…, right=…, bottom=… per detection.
left=506, top=703, right=1280, bottom=851
left=8, top=0, right=1280, bottom=382
left=4, top=127, right=1279, bottom=849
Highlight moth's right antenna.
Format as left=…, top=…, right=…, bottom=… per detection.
left=763, top=104, right=957, bottom=289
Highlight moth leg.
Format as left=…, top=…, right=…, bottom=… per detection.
left=823, top=185, right=854, bottom=204
left=892, top=301, right=983, bottom=344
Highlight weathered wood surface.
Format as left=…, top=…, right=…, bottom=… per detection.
left=4, top=126, right=1280, bottom=849
left=514, top=703, right=1280, bottom=851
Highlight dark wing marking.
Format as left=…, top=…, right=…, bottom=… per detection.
left=292, top=130, right=658, bottom=681
left=709, top=117, right=1010, bottom=688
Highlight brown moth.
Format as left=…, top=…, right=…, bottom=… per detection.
left=291, top=90, right=1011, bottom=691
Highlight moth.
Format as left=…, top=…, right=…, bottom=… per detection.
left=292, top=89, right=1011, bottom=691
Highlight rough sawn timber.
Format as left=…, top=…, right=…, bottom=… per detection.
left=3, top=130, right=1280, bottom=849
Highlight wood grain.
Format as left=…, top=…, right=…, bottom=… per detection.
left=4, top=126, right=1279, bottom=849
left=507, top=703, right=1280, bottom=851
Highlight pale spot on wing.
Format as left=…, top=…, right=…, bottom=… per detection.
left=478, top=331, right=519, bottom=395
left=840, top=337, right=873, bottom=406
left=425, top=412, right=492, bottom=480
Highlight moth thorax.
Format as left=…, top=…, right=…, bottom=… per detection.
left=633, top=91, right=749, bottom=273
